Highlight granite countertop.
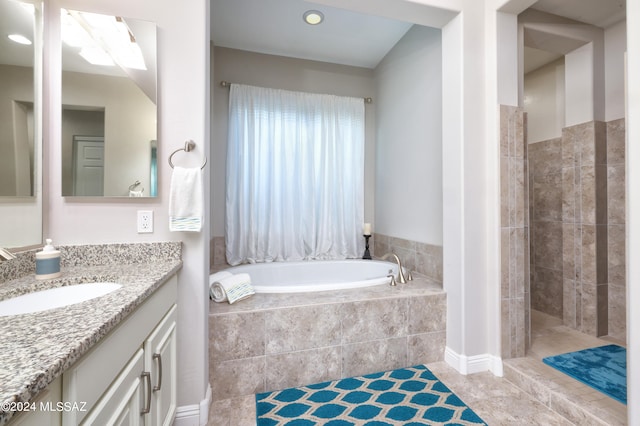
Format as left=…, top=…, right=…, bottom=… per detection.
left=0, top=249, right=182, bottom=425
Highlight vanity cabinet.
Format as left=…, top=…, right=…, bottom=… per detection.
left=61, top=275, right=177, bottom=425
left=8, top=377, right=62, bottom=426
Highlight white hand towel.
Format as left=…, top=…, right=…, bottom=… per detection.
left=169, top=166, right=203, bottom=232
left=211, top=273, right=255, bottom=304
left=209, top=271, right=233, bottom=300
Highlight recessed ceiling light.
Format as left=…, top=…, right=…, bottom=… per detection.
left=303, top=10, right=324, bottom=25
left=8, top=34, right=32, bottom=45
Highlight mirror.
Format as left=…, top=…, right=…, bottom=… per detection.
left=0, top=0, right=42, bottom=248
left=0, top=0, right=37, bottom=197
left=60, top=9, right=157, bottom=197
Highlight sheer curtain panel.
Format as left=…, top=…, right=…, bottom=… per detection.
left=226, top=84, right=365, bottom=264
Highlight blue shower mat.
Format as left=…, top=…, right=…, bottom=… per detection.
left=543, top=344, right=627, bottom=404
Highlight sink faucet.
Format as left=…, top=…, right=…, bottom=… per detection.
left=380, top=253, right=407, bottom=284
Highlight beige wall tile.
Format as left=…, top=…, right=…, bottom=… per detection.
left=265, top=347, right=341, bottom=391
left=211, top=356, right=266, bottom=401
left=210, top=312, right=265, bottom=362
left=342, top=337, right=407, bottom=377
left=607, top=118, right=625, bottom=165
left=341, top=298, right=408, bottom=344
left=408, top=331, right=446, bottom=365
left=265, top=304, right=341, bottom=354
left=408, top=294, right=446, bottom=334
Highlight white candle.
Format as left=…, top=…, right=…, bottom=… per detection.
left=363, top=223, right=372, bottom=235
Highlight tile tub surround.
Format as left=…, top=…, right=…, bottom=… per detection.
left=372, top=234, right=443, bottom=283
left=208, top=276, right=446, bottom=402
left=0, top=242, right=182, bottom=426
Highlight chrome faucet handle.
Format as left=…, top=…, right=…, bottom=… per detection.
left=387, top=274, right=397, bottom=286
left=406, top=270, right=413, bottom=281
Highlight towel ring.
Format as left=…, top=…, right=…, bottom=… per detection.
left=168, top=140, right=207, bottom=169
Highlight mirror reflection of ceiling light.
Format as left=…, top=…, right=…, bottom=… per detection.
left=79, top=46, right=115, bottom=66
left=303, top=10, right=324, bottom=25
left=8, top=34, right=32, bottom=45
left=61, top=9, right=146, bottom=70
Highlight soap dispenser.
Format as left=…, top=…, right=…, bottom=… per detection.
left=36, top=239, right=62, bottom=280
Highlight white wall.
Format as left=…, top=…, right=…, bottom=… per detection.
left=523, top=58, right=565, bottom=143
left=605, top=20, right=626, bottom=121
left=0, top=65, right=41, bottom=248
left=524, top=19, right=626, bottom=132
left=565, top=42, right=598, bottom=126
left=211, top=47, right=376, bottom=238
left=44, top=0, right=210, bottom=421
left=374, top=25, right=443, bottom=245
left=626, top=2, right=640, bottom=421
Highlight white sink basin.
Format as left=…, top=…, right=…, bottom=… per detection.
left=0, top=283, right=122, bottom=317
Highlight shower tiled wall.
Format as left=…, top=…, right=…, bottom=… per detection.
left=561, top=121, right=608, bottom=336
left=499, top=105, right=529, bottom=359
left=529, top=138, right=563, bottom=318
left=607, top=118, right=626, bottom=342
left=526, top=119, right=625, bottom=340
left=373, top=234, right=443, bottom=283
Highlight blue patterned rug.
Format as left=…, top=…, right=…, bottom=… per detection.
left=256, top=365, right=486, bottom=425
left=542, top=344, right=627, bottom=404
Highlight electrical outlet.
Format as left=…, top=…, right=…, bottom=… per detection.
left=137, top=210, right=153, bottom=233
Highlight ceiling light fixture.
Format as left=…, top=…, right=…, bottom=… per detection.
left=303, top=10, right=324, bottom=25
left=8, top=34, right=32, bottom=45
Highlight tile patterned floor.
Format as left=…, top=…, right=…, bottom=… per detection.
left=207, top=310, right=627, bottom=425
left=503, top=310, right=627, bottom=425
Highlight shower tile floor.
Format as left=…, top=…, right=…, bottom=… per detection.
left=207, top=310, right=627, bottom=425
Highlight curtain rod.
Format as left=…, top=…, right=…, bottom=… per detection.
left=219, top=81, right=373, bottom=104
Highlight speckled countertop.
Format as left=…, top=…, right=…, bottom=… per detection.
left=0, top=242, right=182, bottom=425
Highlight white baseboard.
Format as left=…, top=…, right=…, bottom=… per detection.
left=174, top=383, right=212, bottom=426
left=444, top=347, right=503, bottom=377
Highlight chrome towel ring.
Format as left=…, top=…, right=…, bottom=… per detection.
left=168, top=140, right=207, bottom=169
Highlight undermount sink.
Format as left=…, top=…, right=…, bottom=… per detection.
left=0, top=283, right=122, bottom=317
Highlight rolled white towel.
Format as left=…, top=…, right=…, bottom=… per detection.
left=211, top=273, right=255, bottom=304
left=209, top=271, right=233, bottom=300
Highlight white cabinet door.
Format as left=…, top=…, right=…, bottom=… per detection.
left=81, top=349, right=145, bottom=426
left=145, top=305, right=177, bottom=426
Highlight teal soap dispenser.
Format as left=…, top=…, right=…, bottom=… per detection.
left=36, top=239, right=62, bottom=280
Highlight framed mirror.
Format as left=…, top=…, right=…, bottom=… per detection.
left=60, top=9, right=157, bottom=197
left=0, top=0, right=43, bottom=248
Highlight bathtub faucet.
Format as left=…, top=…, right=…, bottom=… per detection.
left=380, top=253, right=407, bottom=284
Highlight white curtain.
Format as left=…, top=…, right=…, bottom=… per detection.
left=226, top=84, right=365, bottom=264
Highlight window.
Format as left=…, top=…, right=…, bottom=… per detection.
left=226, top=84, right=365, bottom=264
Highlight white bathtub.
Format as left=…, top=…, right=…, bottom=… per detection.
left=223, top=259, right=398, bottom=293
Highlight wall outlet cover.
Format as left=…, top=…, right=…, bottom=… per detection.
left=137, top=210, right=153, bottom=233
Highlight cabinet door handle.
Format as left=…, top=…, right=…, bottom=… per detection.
left=141, top=371, right=152, bottom=415
left=153, top=353, right=163, bottom=391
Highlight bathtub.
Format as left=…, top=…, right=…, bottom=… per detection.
left=222, top=259, right=398, bottom=293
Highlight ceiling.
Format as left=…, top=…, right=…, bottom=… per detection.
left=210, top=0, right=413, bottom=69
left=212, top=0, right=626, bottom=72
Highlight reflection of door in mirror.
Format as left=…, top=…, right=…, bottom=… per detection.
left=72, top=135, right=104, bottom=196
left=62, top=107, right=105, bottom=195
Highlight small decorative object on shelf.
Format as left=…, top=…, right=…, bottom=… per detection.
left=362, top=222, right=372, bottom=259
